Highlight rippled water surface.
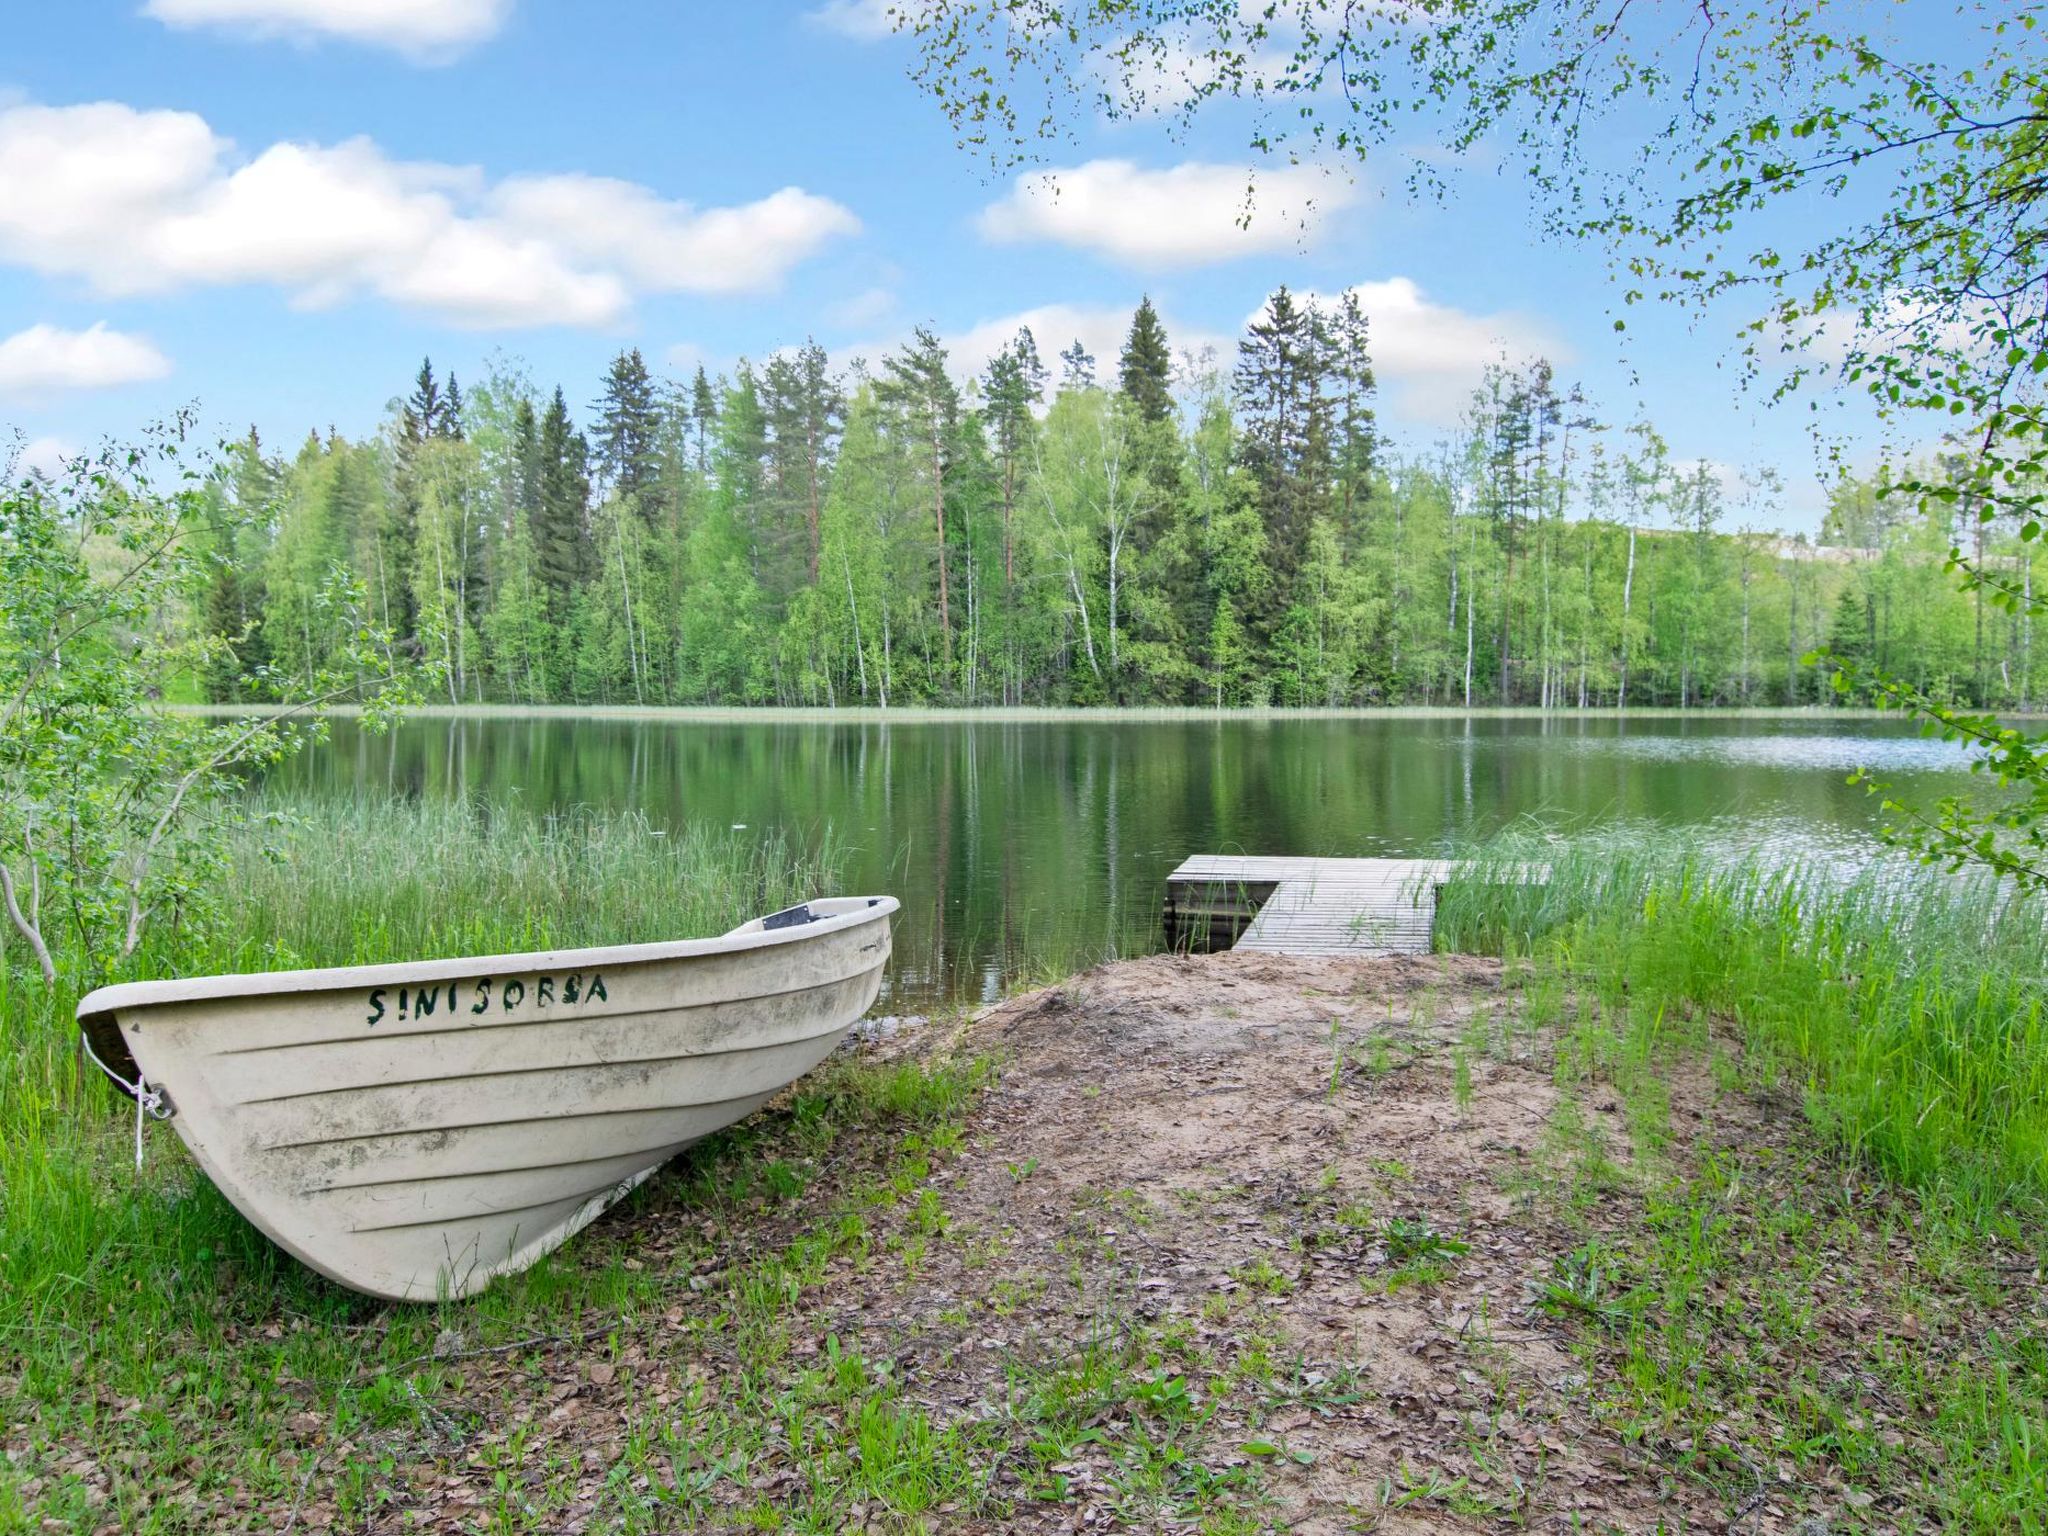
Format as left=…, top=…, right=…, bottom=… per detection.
left=277, top=714, right=1982, bottom=1008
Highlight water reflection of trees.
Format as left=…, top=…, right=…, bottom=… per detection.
left=282, top=717, right=1954, bottom=1008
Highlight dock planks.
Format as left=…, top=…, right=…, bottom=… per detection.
left=1164, top=855, right=1456, bottom=956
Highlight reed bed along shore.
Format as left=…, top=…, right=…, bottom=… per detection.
left=1437, top=840, right=2048, bottom=1229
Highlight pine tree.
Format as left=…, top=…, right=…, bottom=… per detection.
left=441, top=374, right=465, bottom=440
left=1326, top=292, right=1376, bottom=545
left=405, top=357, right=445, bottom=444
left=1059, top=338, right=1096, bottom=392
left=983, top=328, right=1045, bottom=595
left=1118, top=297, right=1174, bottom=424
left=593, top=348, right=662, bottom=513
left=512, top=397, right=542, bottom=525
left=877, top=327, right=964, bottom=669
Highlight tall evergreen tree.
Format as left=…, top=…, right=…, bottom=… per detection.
left=877, top=327, right=964, bottom=669
left=441, top=374, right=465, bottom=440
left=593, top=348, right=662, bottom=513
left=1118, top=297, right=1175, bottom=424
left=983, top=328, right=1045, bottom=594
left=535, top=386, right=590, bottom=605
left=1059, top=338, right=1096, bottom=392
left=1325, top=292, right=1377, bottom=545
left=511, top=397, right=542, bottom=526
left=404, top=358, right=447, bottom=444
left=762, top=339, right=844, bottom=587
left=690, top=366, right=719, bottom=474
left=1233, top=287, right=1331, bottom=627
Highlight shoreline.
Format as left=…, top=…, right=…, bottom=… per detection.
left=164, top=700, right=2001, bottom=724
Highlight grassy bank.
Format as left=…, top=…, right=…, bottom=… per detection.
left=0, top=795, right=872, bottom=1530
left=1434, top=843, right=2048, bottom=1525
left=7, top=811, right=2047, bottom=1530
left=1436, top=842, right=2048, bottom=1228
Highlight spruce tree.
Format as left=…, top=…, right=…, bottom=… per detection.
left=1118, top=297, right=1174, bottom=423
left=404, top=357, right=444, bottom=444
left=1326, top=292, right=1376, bottom=544
left=762, top=339, right=843, bottom=587
left=1118, top=295, right=1186, bottom=567
left=593, top=348, right=662, bottom=513
left=690, top=365, right=719, bottom=474
left=1233, top=286, right=1331, bottom=626
left=511, top=397, right=541, bottom=524
left=535, top=386, right=590, bottom=603
left=441, top=373, right=465, bottom=440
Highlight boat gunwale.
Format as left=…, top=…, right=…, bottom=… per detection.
left=74, top=895, right=897, bottom=1025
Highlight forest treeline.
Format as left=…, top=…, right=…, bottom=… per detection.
left=195, top=293, right=2038, bottom=710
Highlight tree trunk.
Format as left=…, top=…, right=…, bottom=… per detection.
left=1619, top=525, right=1636, bottom=710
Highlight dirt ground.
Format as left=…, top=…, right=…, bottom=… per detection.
left=267, top=947, right=2032, bottom=1534
left=847, top=949, right=1711, bottom=1534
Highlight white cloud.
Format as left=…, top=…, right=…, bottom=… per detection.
left=490, top=176, right=860, bottom=297
left=945, top=302, right=1229, bottom=385
left=142, top=0, right=511, bottom=59
left=979, top=159, right=1357, bottom=268
left=7, top=435, right=77, bottom=480
left=806, top=0, right=907, bottom=39
left=826, top=286, right=898, bottom=330
left=0, top=102, right=859, bottom=330
left=1779, top=301, right=1986, bottom=373
left=841, top=302, right=1229, bottom=396
left=1269, top=277, right=1570, bottom=428
left=0, top=322, right=172, bottom=397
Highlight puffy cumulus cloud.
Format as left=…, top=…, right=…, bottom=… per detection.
left=979, top=159, right=1356, bottom=268
left=490, top=176, right=861, bottom=297
left=142, top=0, right=511, bottom=59
left=0, top=102, right=858, bottom=330
left=1265, top=277, right=1570, bottom=427
left=0, top=323, right=172, bottom=397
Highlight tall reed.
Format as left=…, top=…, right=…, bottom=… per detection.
left=1436, top=836, right=2048, bottom=1229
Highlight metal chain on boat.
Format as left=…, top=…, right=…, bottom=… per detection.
left=78, top=1031, right=174, bottom=1169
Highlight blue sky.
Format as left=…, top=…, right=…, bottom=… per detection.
left=0, top=0, right=1893, bottom=533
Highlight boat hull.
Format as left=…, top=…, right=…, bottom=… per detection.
left=77, top=897, right=895, bottom=1301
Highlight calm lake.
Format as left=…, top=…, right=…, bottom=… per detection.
left=276, top=712, right=1979, bottom=1010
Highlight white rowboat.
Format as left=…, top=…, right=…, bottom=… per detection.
left=76, top=897, right=897, bottom=1302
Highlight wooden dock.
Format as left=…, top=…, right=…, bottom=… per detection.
left=1163, top=855, right=1458, bottom=956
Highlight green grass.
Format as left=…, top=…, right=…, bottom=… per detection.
left=1439, top=834, right=2048, bottom=1529
left=4, top=792, right=1285, bottom=1533
left=14, top=800, right=2048, bottom=1529
left=0, top=793, right=860, bottom=1529
left=1436, top=837, right=2048, bottom=1232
